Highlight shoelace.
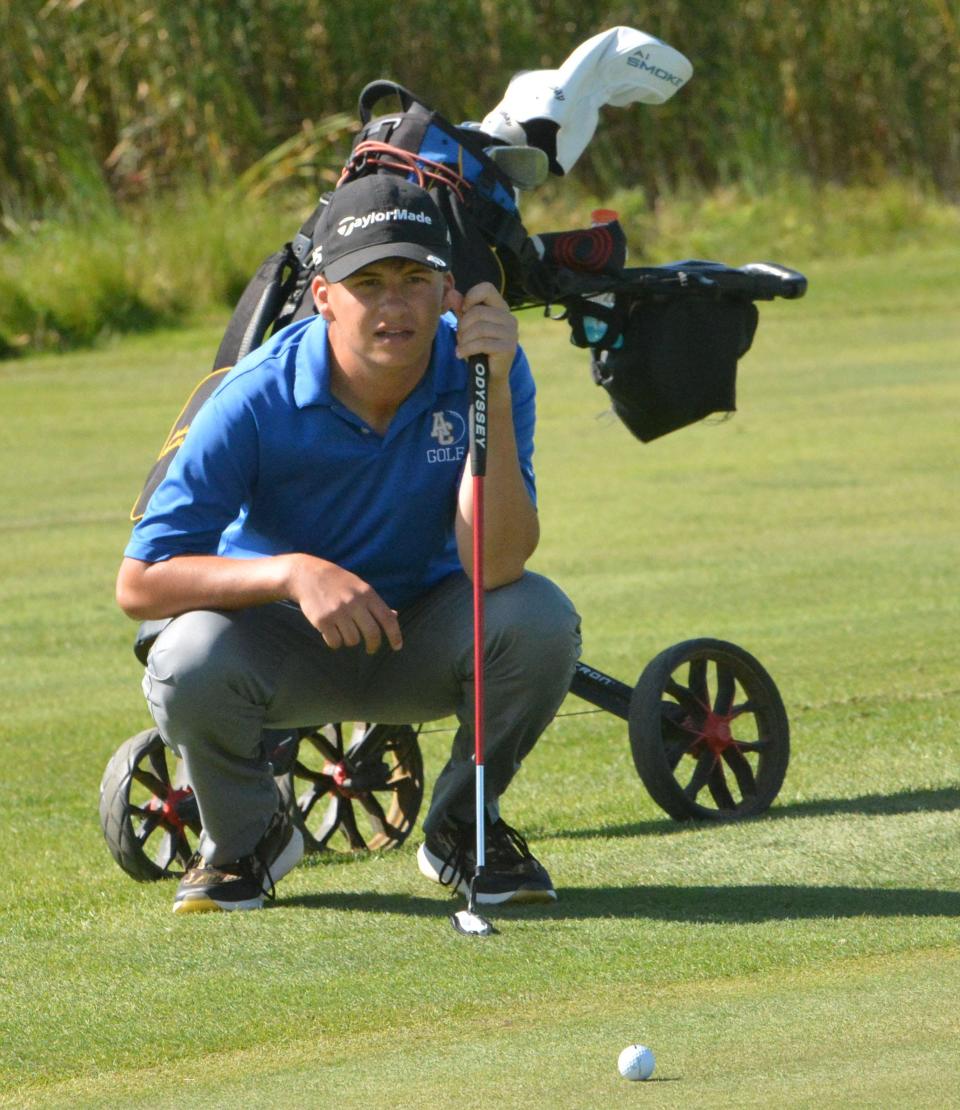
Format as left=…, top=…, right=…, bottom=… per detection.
left=486, top=820, right=534, bottom=867
left=260, top=859, right=277, bottom=900
left=217, top=853, right=276, bottom=899
left=434, top=820, right=534, bottom=884
left=221, top=854, right=276, bottom=900
left=437, top=827, right=472, bottom=888
left=254, top=812, right=291, bottom=900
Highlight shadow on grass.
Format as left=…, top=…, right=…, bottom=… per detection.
left=283, top=883, right=960, bottom=922
left=548, top=785, right=960, bottom=842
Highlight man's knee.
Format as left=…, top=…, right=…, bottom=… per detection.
left=142, top=610, right=270, bottom=733
left=486, top=572, right=581, bottom=673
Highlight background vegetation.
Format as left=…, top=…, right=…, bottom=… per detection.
left=4, top=0, right=959, bottom=223
left=1, top=0, right=958, bottom=356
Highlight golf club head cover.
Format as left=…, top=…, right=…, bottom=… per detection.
left=534, top=221, right=627, bottom=273
left=521, top=221, right=627, bottom=302
left=481, top=27, right=693, bottom=174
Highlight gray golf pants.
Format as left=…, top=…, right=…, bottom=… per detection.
left=142, top=571, right=581, bottom=865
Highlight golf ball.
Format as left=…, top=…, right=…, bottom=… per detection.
left=618, top=1043, right=655, bottom=1081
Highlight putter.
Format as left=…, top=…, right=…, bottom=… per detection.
left=451, top=353, right=496, bottom=938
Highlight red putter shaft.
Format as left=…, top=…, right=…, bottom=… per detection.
left=469, top=354, right=489, bottom=902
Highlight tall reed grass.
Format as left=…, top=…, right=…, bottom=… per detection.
left=3, top=0, right=958, bottom=227
left=2, top=1, right=958, bottom=356
left=0, top=185, right=302, bottom=355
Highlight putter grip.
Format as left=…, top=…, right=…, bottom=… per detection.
left=469, top=355, right=488, bottom=478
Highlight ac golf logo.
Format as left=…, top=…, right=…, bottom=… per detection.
left=427, top=410, right=466, bottom=463
left=337, top=208, right=434, bottom=237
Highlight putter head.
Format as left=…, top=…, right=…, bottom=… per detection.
left=450, top=908, right=496, bottom=936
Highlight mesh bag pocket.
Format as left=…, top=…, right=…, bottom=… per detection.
left=591, top=295, right=759, bottom=442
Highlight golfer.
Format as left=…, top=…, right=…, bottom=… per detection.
left=116, top=175, right=581, bottom=914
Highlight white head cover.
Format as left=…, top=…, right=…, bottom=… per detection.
left=480, top=26, right=693, bottom=175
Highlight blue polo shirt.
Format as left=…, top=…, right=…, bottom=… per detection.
left=125, top=313, right=537, bottom=610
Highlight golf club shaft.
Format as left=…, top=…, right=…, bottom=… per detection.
left=469, top=355, right=489, bottom=906
left=473, top=470, right=485, bottom=877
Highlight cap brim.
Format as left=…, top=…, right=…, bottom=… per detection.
left=322, top=242, right=450, bottom=283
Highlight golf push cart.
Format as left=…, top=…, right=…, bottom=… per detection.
left=99, top=32, right=805, bottom=883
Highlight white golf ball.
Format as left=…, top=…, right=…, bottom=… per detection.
left=618, top=1043, right=655, bottom=1081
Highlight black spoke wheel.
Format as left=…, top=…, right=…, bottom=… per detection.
left=629, top=639, right=790, bottom=821
left=279, top=723, right=424, bottom=853
left=99, top=728, right=201, bottom=881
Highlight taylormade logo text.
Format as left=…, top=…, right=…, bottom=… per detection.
left=337, top=209, right=434, bottom=237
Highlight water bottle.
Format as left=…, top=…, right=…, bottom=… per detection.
left=582, top=208, right=623, bottom=348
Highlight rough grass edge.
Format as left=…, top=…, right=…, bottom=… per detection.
left=2, top=178, right=957, bottom=360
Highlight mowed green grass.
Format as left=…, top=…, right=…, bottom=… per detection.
left=1, top=247, right=958, bottom=1108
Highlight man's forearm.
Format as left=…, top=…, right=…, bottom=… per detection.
left=117, top=552, right=404, bottom=654
left=115, top=553, right=295, bottom=620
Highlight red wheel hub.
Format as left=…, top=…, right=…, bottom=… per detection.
left=683, top=708, right=741, bottom=758
left=322, top=760, right=358, bottom=798
left=145, top=785, right=194, bottom=833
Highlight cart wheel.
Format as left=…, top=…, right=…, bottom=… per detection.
left=279, top=722, right=424, bottom=853
left=99, top=728, right=201, bottom=881
left=629, top=638, right=790, bottom=821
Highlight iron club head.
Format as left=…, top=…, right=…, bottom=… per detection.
left=484, top=143, right=550, bottom=190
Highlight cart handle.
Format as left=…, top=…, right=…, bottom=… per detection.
left=518, top=257, right=807, bottom=309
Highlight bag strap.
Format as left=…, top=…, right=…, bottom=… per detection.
left=358, top=81, right=434, bottom=123
left=210, top=247, right=298, bottom=372
left=129, top=365, right=232, bottom=520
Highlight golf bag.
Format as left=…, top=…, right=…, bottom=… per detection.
left=213, top=78, right=532, bottom=361
left=131, top=78, right=805, bottom=518
left=131, top=81, right=532, bottom=520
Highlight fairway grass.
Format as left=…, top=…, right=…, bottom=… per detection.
left=1, top=247, right=958, bottom=1107
left=8, top=947, right=960, bottom=1109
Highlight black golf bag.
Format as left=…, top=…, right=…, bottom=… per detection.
left=131, top=80, right=806, bottom=520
